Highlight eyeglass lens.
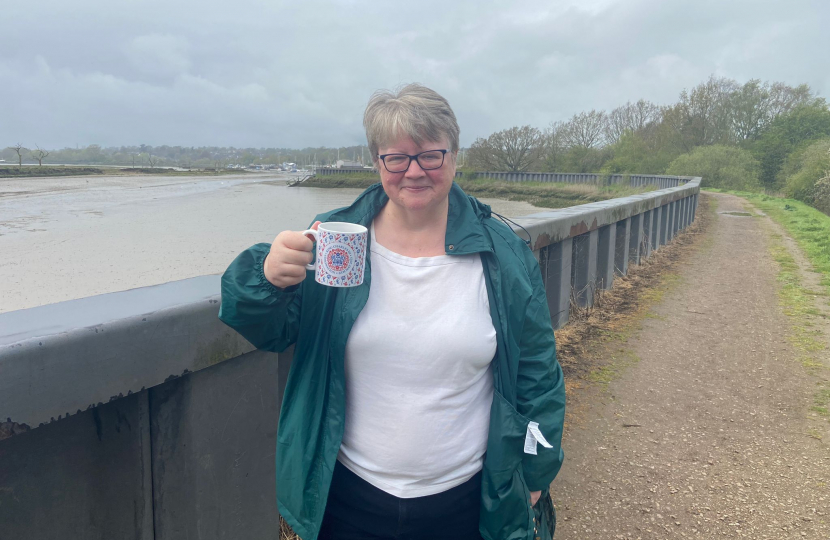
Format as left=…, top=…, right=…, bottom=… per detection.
left=384, top=151, right=445, bottom=172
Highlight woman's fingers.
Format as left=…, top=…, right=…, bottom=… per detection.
left=264, top=229, right=318, bottom=288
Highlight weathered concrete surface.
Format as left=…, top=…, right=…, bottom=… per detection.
left=149, top=348, right=281, bottom=540
left=0, top=275, right=255, bottom=431
left=0, top=392, right=153, bottom=540
left=552, top=193, right=830, bottom=539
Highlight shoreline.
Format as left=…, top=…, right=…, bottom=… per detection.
left=0, top=165, right=255, bottom=179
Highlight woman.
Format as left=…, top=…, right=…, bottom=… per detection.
left=219, top=84, right=565, bottom=540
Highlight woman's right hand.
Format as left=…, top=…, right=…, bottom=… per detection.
left=263, top=221, right=320, bottom=289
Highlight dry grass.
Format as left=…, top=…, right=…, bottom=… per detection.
left=280, top=516, right=301, bottom=540
left=554, top=195, right=713, bottom=380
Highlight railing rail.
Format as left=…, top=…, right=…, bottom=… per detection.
left=0, top=175, right=701, bottom=539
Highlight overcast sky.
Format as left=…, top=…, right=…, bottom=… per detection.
left=1, top=0, right=828, bottom=150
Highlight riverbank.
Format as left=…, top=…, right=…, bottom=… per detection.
left=0, top=174, right=548, bottom=313
left=0, top=165, right=250, bottom=178
left=300, top=172, right=656, bottom=209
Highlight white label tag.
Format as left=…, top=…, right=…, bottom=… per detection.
left=524, top=421, right=553, bottom=455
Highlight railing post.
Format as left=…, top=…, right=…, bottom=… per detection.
left=628, top=213, right=644, bottom=265
left=541, top=239, right=573, bottom=329
left=672, top=199, right=683, bottom=232
left=641, top=209, right=653, bottom=259
left=572, top=230, right=599, bottom=307
left=651, top=205, right=662, bottom=251
left=597, top=224, right=616, bottom=290
left=614, top=218, right=631, bottom=276
left=665, top=202, right=675, bottom=242
left=660, top=203, right=670, bottom=244
left=692, top=194, right=698, bottom=222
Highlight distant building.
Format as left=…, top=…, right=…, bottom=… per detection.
left=335, top=160, right=365, bottom=170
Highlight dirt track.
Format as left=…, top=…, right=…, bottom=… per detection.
left=552, top=192, right=830, bottom=539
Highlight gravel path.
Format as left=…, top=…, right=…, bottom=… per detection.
left=551, top=193, right=830, bottom=539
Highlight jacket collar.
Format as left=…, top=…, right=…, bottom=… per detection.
left=327, top=182, right=494, bottom=256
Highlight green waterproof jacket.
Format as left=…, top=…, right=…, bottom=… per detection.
left=219, top=182, right=566, bottom=540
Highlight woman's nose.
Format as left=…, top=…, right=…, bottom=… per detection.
left=405, top=157, right=425, bottom=177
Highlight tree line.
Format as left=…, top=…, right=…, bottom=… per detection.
left=466, top=76, right=830, bottom=214
left=0, top=144, right=373, bottom=170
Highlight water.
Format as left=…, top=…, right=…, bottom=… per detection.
left=0, top=173, right=548, bottom=313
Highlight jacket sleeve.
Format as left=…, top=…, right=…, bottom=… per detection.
left=218, top=242, right=302, bottom=353
left=516, top=252, right=566, bottom=492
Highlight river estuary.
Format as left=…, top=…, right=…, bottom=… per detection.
left=0, top=172, right=549, bottom=313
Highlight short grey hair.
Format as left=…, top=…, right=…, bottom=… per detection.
left=363, top=83, right=460, bottom=160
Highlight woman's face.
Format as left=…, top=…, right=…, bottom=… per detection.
left=376, top=135, right=457, bottom=216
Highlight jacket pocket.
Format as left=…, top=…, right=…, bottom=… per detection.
left=481, top=390, right=535, bottom=540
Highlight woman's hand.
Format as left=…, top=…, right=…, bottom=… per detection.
left=530, top=490, right=541, bottom=507
left=263, top=222, right=320, bottom=289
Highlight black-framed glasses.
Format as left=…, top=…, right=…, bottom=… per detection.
left=377, top=149, right=448, bottom=173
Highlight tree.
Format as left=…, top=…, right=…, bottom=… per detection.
left=147, top=153, right=157, bottom=168
left=666, top=145, right=762, bottom=191
left=31, top=145, right=50, bottom=166
left=563, top=110, right=607, bottom=149
left=780, top=138, right=830, bottom=202
left=753, top=102, right=830, bottom=188
left=605, top=100, right=661, bottom=144
left=730, top=80, right=819, bottom=142
left=10, top=143, right=25, bottom=169
left=467, top=125, right=544, bottom=172
left=540, top=121, right=569, bottom=172
left=667, top=76, right=738, bottom=149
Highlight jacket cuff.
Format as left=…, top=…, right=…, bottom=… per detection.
left=522, top=449, right=564, bottom=492
left=256, top=249, right=299, bottom=296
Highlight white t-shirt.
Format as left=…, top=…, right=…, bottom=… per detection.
left=337, top=226, right=497, bottom=498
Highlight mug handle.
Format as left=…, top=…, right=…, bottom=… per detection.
left=302, top=229, right=318, bottom=271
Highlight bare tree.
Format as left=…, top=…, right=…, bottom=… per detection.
left=673, top=76, right=739, bottom=149
left=605, top=100, right=662, bottom=144
left=9, top=143, right=26, bottom=169
left=468, top=126, right=544, bottom=172
left=767, top=82, right=816, bottom=119
left=541, top=121, right=569, bottom=171
left=563, top=110, right=608, bottom=149
left=147, top=153, right=157, bottom=168
left=31, top=145, right=50, bottom=166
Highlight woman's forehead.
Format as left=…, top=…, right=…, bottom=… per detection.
left=378, top=134, right=449, bottom=153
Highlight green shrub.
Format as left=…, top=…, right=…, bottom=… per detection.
left=666, top=145, right=762, bottom=191
left=814, top=176, right=830, bottom=215
left=781, top=138, right=830, bottom=203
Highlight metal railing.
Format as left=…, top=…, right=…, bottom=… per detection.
left=0, top=176, right=701, bottom=539
left=313, top=168, right=689, bottom=189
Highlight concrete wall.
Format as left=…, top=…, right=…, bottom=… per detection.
left=0, top=177, right=700, bottom=538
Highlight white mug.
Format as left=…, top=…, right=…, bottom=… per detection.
left=303, top=222, right=368, bottom=287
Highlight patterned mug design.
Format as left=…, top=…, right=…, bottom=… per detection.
left=303, top=222, right=367, bottom=287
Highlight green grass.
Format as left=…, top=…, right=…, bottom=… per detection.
left=585, top=349, right=640, bottom=388
left=301, top=172, right=657, bottom=210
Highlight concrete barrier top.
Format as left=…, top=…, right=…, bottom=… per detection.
left=509, top=177, right=700, bottom=251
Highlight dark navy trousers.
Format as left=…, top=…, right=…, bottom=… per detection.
left=318, top=460, right=483, bottom=540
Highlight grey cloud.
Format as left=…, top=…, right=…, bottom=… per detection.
left=1, top=0, right=827, bottom=149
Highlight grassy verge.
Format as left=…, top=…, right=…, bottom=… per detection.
left=301, top=173, right=656, bottom=209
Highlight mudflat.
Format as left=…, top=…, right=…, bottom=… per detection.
left=0, top=174, right=547, bottom=313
